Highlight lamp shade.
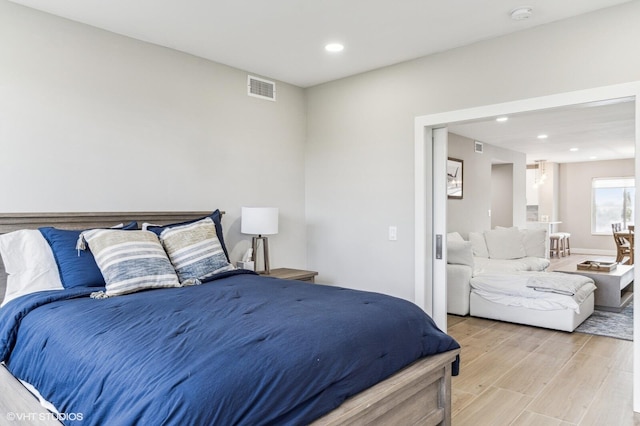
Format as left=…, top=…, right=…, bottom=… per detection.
left=241, top=207, right=279, bottom=235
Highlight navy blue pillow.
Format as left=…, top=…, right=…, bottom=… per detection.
left=39, top=221, right=138, bottom=289
left=146, top=210, right=229, bottom=261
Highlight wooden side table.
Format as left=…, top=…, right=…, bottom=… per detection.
left=263, top=268, right=318, bottom=283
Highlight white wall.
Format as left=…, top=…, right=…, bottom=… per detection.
left=306, top=1, right=640, bottom=301
left=491, top=164, right=514, bottom=229
left=3, top=0, right=640, bottom=300
left=447, top=133, right=525, bottom=237
left=0, top=1, right=308, bottom=267
left=559, top=158, right=635, bottom=252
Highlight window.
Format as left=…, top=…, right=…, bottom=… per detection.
left=592, top=177, right=635, bottom=234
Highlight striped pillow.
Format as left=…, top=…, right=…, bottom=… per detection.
left=160, top=217, right=234, bottom=285
left=79, top=229, right=180, bottom=297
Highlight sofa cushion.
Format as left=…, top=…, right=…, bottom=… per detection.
left=468, top=232, right=489, bottom=258
left=473, top=257, right=529, bottom=275
left=484, top=228, right=526, bottom=260
left=519, top=257, right=551, bottom=271
left=447, top=232, right=465, bottom=243
left=522, top=228, right=547, bottom=258
left=447, top=264, right=473, bottom=316
left=447, top=241, right=474, bottom=267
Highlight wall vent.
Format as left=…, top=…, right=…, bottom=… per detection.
left=474, top=141, right=484, bottom=154
left=248, top=75, right=276, bottom=101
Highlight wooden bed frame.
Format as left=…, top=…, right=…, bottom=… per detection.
left=0, top=212, right=459, bottom=426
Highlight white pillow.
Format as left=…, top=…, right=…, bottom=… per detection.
left=447, top=241, right=474, bottom=267
left=468, top=232, right=489, bottom=258
left=0, top=230, right=64, bottom=307
left=447, top=232, right=465, bottom=243
left=484, top=228, right=526, bottom=260
left=522, top=228, right=547, bottom=258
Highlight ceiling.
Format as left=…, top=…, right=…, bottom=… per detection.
left=10, top=0, right=635, bottom=163
left=8, top=0, right=633, bottom=88
left=448, top=98, right=636, bottom=164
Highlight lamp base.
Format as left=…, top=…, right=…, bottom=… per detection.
left=251, top=235, right=271, bottom=274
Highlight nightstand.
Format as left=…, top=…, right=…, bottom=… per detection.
left=263, top=268, right=318, bottom=283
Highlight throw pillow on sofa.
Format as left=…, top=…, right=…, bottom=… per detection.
left=484, top=228, right=526, bottom=260
left=522, top=228, right=547, bottom=258
left=447, top=232, right=465, bottom=243
left=468, top=232, right=489, bottom=258
left=447, top=241, right=474, bottom=267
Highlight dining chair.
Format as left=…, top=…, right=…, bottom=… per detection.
left=626, top=225, right=634, bottom=264
left=613, top=225, right=633, bottom=264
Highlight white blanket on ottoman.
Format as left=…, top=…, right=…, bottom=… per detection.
left=471, top=272, right=596, bottom=313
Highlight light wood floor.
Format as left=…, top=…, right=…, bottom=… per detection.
left=449, top=254, right=639, bottom=425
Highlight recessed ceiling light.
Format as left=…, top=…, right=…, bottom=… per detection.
left=325, top=43, right=344, bottom=53
left=569, top=147, right=579, bottom=152
left=510, top=7, right=533, bottom=21
left=590, top=156, right=598, bottom=160
left=496, top=116, right=508, bottom=122
left=537, top=134, right=548, bottom=139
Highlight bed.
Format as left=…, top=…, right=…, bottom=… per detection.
left=0, top=211, right=460, bottom=426
left=469, top=271, right=596, bottom=332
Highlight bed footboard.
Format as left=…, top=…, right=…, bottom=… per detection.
left=0, top=365, right=60, bottom=425
left=1, top=350, right=459, bottom=426
left=312, top=348, right=460, bottom=426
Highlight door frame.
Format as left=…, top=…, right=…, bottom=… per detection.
left=414, top=81, right=640, bottom=411
left=414, top=127, right=448, bottom=329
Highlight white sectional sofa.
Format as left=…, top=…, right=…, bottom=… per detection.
left=446, top=227, right=550, bottom=316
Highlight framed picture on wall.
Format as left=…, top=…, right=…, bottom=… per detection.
left=447, top=157, right=463, bottom=199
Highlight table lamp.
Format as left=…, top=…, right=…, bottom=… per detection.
left=241, top=207, right=279, bottom=274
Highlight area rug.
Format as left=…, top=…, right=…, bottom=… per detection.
left=575, top=301, right=633, bottom=341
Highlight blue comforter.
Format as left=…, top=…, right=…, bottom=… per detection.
left=0, top=270, right=459, bottom=425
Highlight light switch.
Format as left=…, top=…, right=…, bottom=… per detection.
left=388, top=226, right=398, bottom=241
left=488, top=209, right=492, bottom=217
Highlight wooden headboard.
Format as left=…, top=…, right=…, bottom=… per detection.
left=0, top=211, right=217, bottom=304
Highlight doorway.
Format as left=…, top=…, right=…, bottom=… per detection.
left=414, top=81, right=640, bottom=411
left=491, top=162, right=514, bottom=228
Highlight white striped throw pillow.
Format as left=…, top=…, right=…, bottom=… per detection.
left=79, top=230, right=180, bottom=297
left=159, top=217, right=234, bottom=285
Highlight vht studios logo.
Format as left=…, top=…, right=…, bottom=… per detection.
left=6, top=411, right=84, bottom=422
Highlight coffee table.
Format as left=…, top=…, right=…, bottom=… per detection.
left=555, top=263, right=634, bottom=312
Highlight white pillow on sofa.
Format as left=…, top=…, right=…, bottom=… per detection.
left=447, top=232, right=465, bottom=243
left=447, top=241, right=474, bottom=267
left=522, top=228, right=547, bottom=258
left=468, top=232, right=489, bottom=258
left=484, top=228, right=526, bottom=260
